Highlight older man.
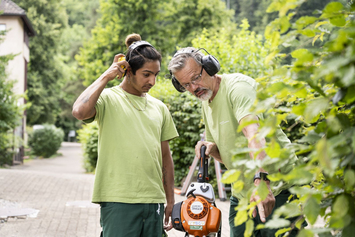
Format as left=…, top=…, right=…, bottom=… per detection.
left=168, top=47, right=301, bottom=237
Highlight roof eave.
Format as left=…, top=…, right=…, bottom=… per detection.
left=1, top=13, right=36, bottom=37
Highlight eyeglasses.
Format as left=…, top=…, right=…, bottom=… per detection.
left=181, top=67, right=204, bottom=90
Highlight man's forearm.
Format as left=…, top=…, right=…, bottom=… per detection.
left=161, top=141, right=175, bottom=204
left=72, top=75, right=109, bottom=120
left=163, top=164, right=175, bottom=205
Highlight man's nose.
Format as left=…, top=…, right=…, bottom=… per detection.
left=149, top=75, right=156, bottom=86
left=190, top=83, right=199, bottom=91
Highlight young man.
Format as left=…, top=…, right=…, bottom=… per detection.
left=72, top=34, right=178, bottom=236
left=168, top=47, right=301, bottom=237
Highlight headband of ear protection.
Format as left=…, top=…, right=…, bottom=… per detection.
left=170, top=48, right=220, bottom=93
left=124, top=40, right=154, bottom=76
left=129, top=40, right=154, bottom=51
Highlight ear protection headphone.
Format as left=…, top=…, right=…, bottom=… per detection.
left=129, top=40, right=154, bottom=51
left=170, top=48, right=220, bottom=93
left=122, top=40, right=154, bottom=77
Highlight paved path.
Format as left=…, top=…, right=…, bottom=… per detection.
left=0, top=142, right=230, bottom=237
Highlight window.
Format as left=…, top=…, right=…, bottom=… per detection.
left=0, top=24, right=6, bottom=31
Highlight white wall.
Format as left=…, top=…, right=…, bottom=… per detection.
left=0, top=16, right=29, bottom=98
left=0, top=15, right=29, bottom=145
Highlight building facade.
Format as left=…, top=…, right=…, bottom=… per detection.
left=0, top=0, right=35, bottom=164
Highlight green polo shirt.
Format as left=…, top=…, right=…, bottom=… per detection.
left=85, top=86, right=178, bottom=204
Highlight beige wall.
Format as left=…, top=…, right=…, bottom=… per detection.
left=0, top=15, right=29, bottom=144
left=0, top=16, right=28, bottom=98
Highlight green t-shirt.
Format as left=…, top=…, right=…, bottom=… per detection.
left=202, top=73, right=297, bottom=199
left=86, top=86, right=178, bottom=204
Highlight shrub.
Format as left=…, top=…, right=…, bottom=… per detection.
left=0, top=133, right=14, bottom=166
left=225, top=1, right=355, bottom=236
left=28, top=124, right=64, bottom=158
left=165, top=92, right=204, bottom=186
left=76, top=122, right=98, bottom=173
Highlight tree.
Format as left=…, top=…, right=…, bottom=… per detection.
left=229, top=0, right=336, bottom=33
left=0, top=31, right=22, bottom=166
left=55, top=0, right=99, bottom=139
left=75, top=0, right=235, bottom=87
left=14, top=0, right=67, bottom=125
left=224, top=1, right=355, bottom=236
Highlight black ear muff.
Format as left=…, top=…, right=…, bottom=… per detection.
left=202, top=54, right=220, bottom=76
left=126, top=40, right=154, bottom=65
left=170, top=72, right=186, bottom=93
left=169, top=48, right=220, bottom=93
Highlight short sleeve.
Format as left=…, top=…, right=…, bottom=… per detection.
left=230, top=82, right=257, bottom=123
left=161, top=104, right=179, bottom=142
left=202, top=107, right=215, bottom=143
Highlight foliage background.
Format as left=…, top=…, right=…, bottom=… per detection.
left=28, top=124, right=64, bottom=158
left=3, top=0, right=355, bottom=235
left=220, top=1, right=355, bottom=236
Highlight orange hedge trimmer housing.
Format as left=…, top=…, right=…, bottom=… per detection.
left=172, top=146, right=222, bottom=237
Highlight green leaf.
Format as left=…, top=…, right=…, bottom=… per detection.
left=304, top=196, right=320, bottom=225
left=304, top=98, right=329, bottom=123
left=296, top=16, right=318, bottom=30
left=295, top=216, right=306, bottom=229
left=232, top=180, right=244, bottom=194
left=264, top=218, right=290, bottom=228
left=292, top=103, right=306, bottom=116
left=333, top=194, right=349, bottom=218
left=275, top=227, right=292, bottom=237
left=244, top=219, right=254, bottom=237
left=323, top=2, right=344, bottom=14
left=265, top=140, right=281, bottom=158
left=343, top=85, right=355, bottom=104
left=222, top=169, right=241, bottom=184
left=298, top=229, right=315, bottom=237
left=341, top=65, right=355, bottom=87
left=298, top=132, right=322, bottom=144
left=235, top=210, right=248, bottom=226
left=285, top=167, right=313, bottom=185
left=330, top=15, right=346, bottom=27
left=266, top=1, right=280, bottom=13
left=312, top=35, right=321, bottom=46
left=329, top=214, right=351, bottom=229
left=294, top=87, right=308, bottom=98
left=280, top=16, right=291, bottom=33
left=344, top=170, right=355, bottom=190
left=299, top=29, right=316, bottom=37
left=316, top=138, right=330, bottom=168
left=274, top=202, right=302, bottom=218
left=291, top=48, right=314, bottom=65
left=315, top=21, right=328, bottom=28
left=257, top=180, right=269, bottom=200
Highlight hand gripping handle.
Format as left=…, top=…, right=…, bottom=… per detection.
left=197, top=145, right=208, bottom=183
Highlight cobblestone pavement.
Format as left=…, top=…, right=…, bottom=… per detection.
left=0, top=142, right=231, bottom=237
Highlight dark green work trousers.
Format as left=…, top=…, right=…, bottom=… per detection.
left=229, top=190, right=307, bottom=237
left=99, top=202, right=165, bottom=237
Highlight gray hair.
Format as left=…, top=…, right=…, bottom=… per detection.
left=168, top=47, right=204, bottom=74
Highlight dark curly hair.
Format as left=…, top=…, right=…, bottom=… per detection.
left=125, top=33, right=162, bottom=75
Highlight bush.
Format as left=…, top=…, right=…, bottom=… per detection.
left=0, top=133, right=14, bottom=166
left=165, top=92, right=204, bottom=186
left=225, top=1, right=355, bottom=236
left=76, top=122, right=98, bottom=172
left=28, top=124, right=64, bottom=158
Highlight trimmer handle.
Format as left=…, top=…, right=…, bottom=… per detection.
left=197, top=145, right=208, bottom=183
